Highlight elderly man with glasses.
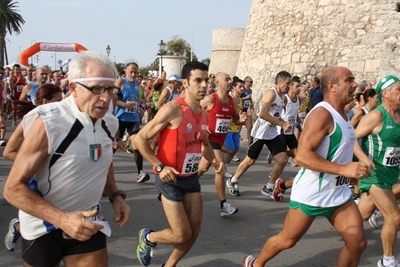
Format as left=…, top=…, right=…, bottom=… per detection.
left=4, top=51, right=131, bottom=267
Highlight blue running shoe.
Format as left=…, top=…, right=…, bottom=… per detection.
left=137, top=228, right=157, bottom=266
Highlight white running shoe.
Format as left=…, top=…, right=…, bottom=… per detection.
left=137, top=172, right=150, bottom=183
left=226, top=179, right=240, bottom=196
left=224, top=171, right=233, bottom=178
left=377, top=259, right=400, bottom=267
left=220, top=202, right=238, bottom=217
left=232, top=155, right=240, bottom=162
left=368, top=209, right=381, bottom=229
left=4, top=218, right=20, bottom=251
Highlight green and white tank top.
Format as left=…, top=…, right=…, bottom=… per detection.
left=361, top=105, right=400, bottom=185
left=291, top=102, right=355, bottom=207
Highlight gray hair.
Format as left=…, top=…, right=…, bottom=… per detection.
left=68, top=51, right=117, bottom=81
left=274, top=71, right=291, bottom=85
left=358, top=80, right=370, bottom=92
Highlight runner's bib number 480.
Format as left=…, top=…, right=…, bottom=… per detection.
left=215, top=118, right=231, bottom=133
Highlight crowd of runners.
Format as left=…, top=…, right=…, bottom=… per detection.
left=1, top=52, right=399, bottom=267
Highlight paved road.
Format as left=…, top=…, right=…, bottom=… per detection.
left=0, top=121, right=395, bottom=267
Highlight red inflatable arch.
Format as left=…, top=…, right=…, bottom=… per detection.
left=19, top=42, right=88, bottom=66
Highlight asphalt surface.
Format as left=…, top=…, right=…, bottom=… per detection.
left=0, top=120, right=397, bottom=267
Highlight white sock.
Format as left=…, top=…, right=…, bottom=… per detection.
left=231, top=177, right=238, bottom=183
left=383, top=255, right=396, bottom=266
left=267, top=183, right=274, bottom=190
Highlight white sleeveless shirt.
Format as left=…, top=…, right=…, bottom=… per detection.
left=278, top=94, right=300, bottom=135
left=290, top=102, right=356, bottom=207
left=251, top=88, right=284, bottom=140
left=19, top=96, right=118, bottom=240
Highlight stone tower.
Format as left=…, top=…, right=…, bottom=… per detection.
left=236, top=0, right=400, bottom=106
left=209, top=28, right=246, bottom=77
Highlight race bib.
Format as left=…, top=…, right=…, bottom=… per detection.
left=88, top=204, right=104, bottom=222
left=383, top=147, right=400, bottom=167
left=243, top=99, right=251, bottom=109
left=16, top=85, right=23, bottom=92
left=215, top=118, right=231, bottom=133
left=330, top=175, right=350, bottom=189
left=182, top=153, right=202, bottom=175
left=284, top=116, right=296, bottom=134
left=125, top=101, right=137, bottom=113
left=298, top=112, right=306, bottom=122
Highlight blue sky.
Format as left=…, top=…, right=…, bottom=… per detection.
left=6, top=0, right=252, bottom=69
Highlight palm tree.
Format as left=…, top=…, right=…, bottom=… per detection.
left=0, top=0, right=24, bottom=66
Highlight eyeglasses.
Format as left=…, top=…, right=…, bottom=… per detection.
left=141, top=83, right=147, bottom=85
left=210, top=76, right=215, bottom=78
left=76, top=82, right=120, bottom=95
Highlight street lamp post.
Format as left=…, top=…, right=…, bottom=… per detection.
left=106, top=45, right=111, bottom=57
left=158, top=40, right=166, bottom=76
left=35, top=54, right=39, bottom=67
left=31, top=39, right=36, bottom=66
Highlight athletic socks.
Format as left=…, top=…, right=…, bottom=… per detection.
left=266, top=183, right=274, bottom=190
left=383, top=255, right=396, bottom=266
left=220, top=200, right=226, bottom=208
left=231, top=177, right=239, bottom=183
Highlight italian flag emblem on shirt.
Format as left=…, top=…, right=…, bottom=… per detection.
left=90, top=144, right=102, bottom=162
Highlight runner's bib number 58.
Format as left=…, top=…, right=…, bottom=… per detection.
left=182, top=153, right=202, bottom=175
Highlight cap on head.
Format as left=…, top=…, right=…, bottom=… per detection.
left=168, top=74, right=182, bottom=82
left=375, top=75, right=400, bottom=95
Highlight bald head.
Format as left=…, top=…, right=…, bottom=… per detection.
left=215, top=72, right=232, bottom=91
left=320, top=67, right=348, bottom=92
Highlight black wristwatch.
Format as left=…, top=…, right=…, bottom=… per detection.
left=109, top=190, right=126, bottom=204
left=155, top=163, right=165, bottom=173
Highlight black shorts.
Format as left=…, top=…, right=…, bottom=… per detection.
left=22, top=229, right=106, bottom=266
left=155, top=173, right=201, bottom=202
left=247, top=135, right=286, bottom=160
left=279, top=134, right=298, bottom=150
left=118, top=120, right=141, bottom=137
left=210, top=141, right=222, bottom=150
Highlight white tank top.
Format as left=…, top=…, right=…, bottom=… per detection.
left=19, top=96, right=118, bottom=240
left=278, top=94, right=300, bottom=135
left=251, top=88, right=283, bottom=140
left=290, top=102, right=356, bottom=207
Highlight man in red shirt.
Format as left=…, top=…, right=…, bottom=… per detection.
left=198, top=72, right=247, bottom=217
left=9, top=64, right=26, bottom=126
left=132, top=61, right=224, bottom=267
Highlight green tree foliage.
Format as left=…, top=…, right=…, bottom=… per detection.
left=138, top=67, right=149, bottom=78
left=166, top=35, right=197, bottom=62
left=201, top=58, right=211, bottom=67
left=114, top=62, right=125, bottom=73
left=0, top=0, right=25, bottom=66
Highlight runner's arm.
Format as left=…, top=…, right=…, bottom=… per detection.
left=295, top=107, right=368, bottom=178
left=3, top=122, right=24, bottom=161
left=156, top=88, right=170, bottom=110
left=259, top=90, right=289, bottom=128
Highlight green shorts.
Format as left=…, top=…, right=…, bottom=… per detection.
left=289, top=198, right=352, bottom=218
left=359, top=181, right=393, bottom=193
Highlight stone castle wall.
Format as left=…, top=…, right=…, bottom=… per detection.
left=209, top=28, right=245, bottom=77
left=236, top=0, right=400, bottom=107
